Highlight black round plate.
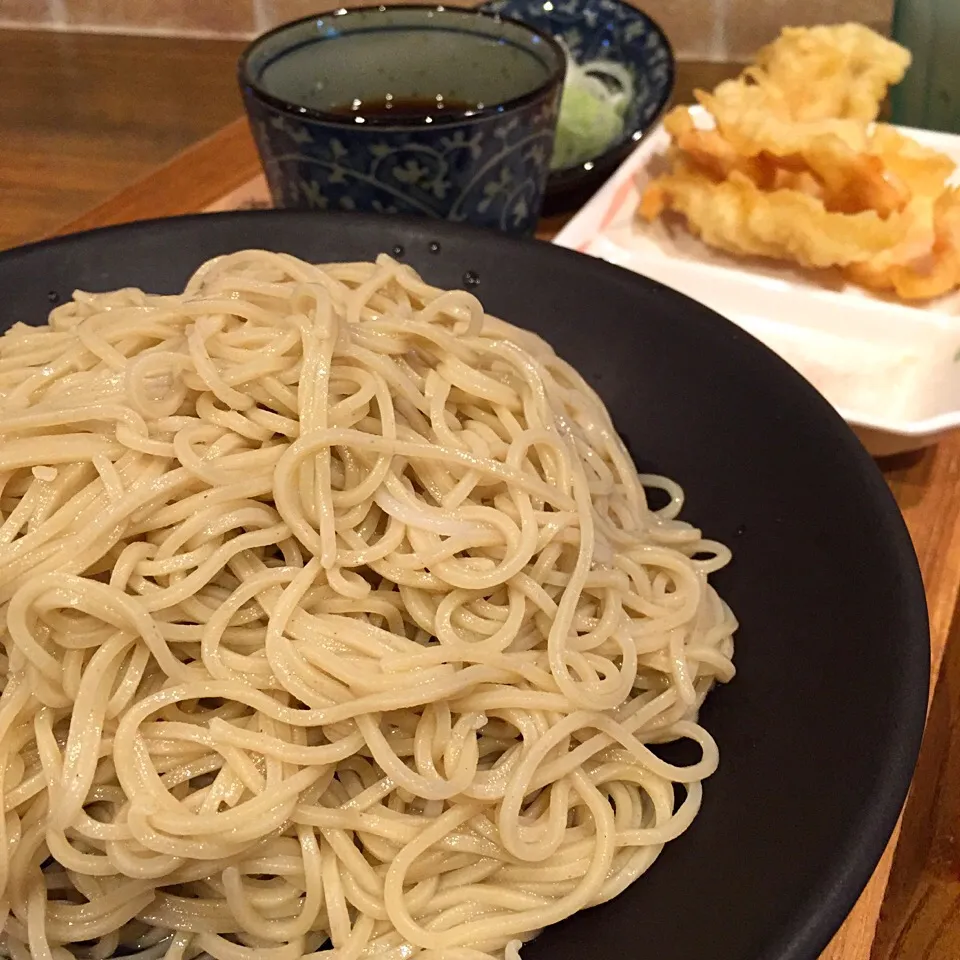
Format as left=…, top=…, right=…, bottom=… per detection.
left=0, top=211, right=928, bottom=960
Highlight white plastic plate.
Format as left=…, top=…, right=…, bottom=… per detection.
left=553, top=106, right=960, bottom=456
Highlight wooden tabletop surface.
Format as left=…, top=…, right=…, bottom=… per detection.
left=6, top=28, right=960, bottom=960
left=0, top=30, right=247, bottom=250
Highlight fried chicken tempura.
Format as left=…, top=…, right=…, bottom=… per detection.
left=640, top=23, right=960, bottom=301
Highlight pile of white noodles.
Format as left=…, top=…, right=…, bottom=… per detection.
left=0, top=252, right=736, bottom=960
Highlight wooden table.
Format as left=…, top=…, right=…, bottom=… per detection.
left=0, top=30, right=248, bottom=251
left=47, top=115, right=960, bottom=960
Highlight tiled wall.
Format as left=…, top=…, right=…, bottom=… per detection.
left=0, top=0, right=894, bottom=60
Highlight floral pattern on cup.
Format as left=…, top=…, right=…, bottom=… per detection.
left=247, top=96, right=559, bottom=234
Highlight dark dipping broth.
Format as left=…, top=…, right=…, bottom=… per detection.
left=328, top=95, right=481, bottom=121
left=251, top=20, right=555, bottom=121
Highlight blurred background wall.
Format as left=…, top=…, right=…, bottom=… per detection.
left=0, top=0, right=893, bottom=60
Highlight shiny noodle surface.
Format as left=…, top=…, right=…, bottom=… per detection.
left=0, top=252, right=736, bottom=960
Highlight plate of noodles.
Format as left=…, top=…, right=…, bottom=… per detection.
left=0, top=211, right=927, bottom=960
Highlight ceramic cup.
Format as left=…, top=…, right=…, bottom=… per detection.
left=238, top=5, right=566, bottom=235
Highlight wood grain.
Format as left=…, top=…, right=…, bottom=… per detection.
left=56, top=118, right=263, bottom=236
left=0, top=29, right=246, bottom=250
left=872, top=604, right=960, bottom=960
left=25, top=49, right=960, bottom=960
left=820, top=434, right=960, bottom=960
left=870, top=444, right=960, bottom=960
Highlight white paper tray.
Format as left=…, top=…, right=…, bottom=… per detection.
left=553, top=107, right=960, bottom=457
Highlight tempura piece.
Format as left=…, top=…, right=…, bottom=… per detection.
left=665, top=106, right=914, bottom=217
left=640, top=166, right=907, bottom=269
left=869, top=125, right=956, bottom=199
left=638, top=22, right=960, bottom=301
left=665, top=25, right=915, bottom=219
left=692, top=24, right=910, bottom=162
left=750, top=23, right=911, bottom=122
left=662, top=108, right=772, bottom=184
left=846, top=189, right=960, bottom=299
left=697, top=84, right=871, bottom=155
left=691, top=41, right=912, bottom=217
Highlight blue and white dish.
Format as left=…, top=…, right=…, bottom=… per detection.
left=481, top=0, right=676, bottom=199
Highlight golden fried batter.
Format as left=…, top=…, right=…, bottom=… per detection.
left=640, top=23, right=960, bottom=300
left=643, top=166, right=907, bottom=269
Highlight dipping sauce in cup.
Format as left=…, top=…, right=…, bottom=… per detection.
left=238, top=5, right=566, bottom=235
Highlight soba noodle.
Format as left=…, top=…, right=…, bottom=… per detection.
left=0, top=251, right=737, bottom=960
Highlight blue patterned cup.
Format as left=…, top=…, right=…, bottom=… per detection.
left=238, top=5, right=566, bottom=235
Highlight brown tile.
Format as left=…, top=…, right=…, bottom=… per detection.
left=63, top=0, right=257, bottom=35
left=0, top=0, right=54, bottom=25
left=676, top=60, right=744, bottom=102
left=258, top=0, right=719, bottom=58
left=726, top=0, right=895, bottom=60
left=633, top=0, right=721, bottom=60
